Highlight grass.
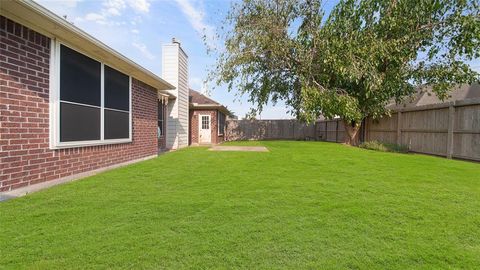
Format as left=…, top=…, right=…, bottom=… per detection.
left=1, top=141, right=479, bottom=269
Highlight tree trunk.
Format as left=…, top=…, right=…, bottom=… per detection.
left=343, top=119, right=361, bottom=146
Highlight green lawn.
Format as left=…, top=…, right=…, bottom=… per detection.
left=1, top=141, right=479, bottom=269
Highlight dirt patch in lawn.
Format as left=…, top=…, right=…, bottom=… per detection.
left=209, top=146, right=269, bottom=152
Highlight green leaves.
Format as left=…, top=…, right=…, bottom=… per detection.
left=300, top=86, right=363, bottom=123
left=212, top=0, right=480, bottom=124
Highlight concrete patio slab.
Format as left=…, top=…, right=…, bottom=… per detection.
left=209, top=146, right=269, bottom=152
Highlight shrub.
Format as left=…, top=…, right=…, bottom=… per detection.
left=359, top=140, right=409, bottom=153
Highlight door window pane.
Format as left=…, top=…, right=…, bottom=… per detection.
left=202, top=116, right=209, bottom=129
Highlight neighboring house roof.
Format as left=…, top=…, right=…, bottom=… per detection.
left=1, top=0, right=175, bottom=94
left=317, top=83, right=480, bottom=121
left=189, top=89, right=231, bottom=115
left=387, top=83, right=480, bottom=110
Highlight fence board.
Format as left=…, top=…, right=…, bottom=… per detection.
left=225, top=98, right=480, bottom=161
left=226, top=119, right=316, bottom=141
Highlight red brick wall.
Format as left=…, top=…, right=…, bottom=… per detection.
left=0, top=16, right=158, bottom=192
left=189, top=109, right=224, bottom=145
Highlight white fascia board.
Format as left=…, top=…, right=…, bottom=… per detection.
left=1, top=0, right=174, bottom=91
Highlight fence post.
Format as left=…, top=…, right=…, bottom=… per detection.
left=335, top=120, right=339, bottom=142
left=364, top=118, right=369, bottom=141
left=292, top=120, right=295, bottom=139
left=324, top=122, right=327, bottom=141
left=447, top=103, right=455, bottom=159
left=396, top=112, right=402, bottom=145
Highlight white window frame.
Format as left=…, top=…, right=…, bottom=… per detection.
left=201, top=115, right=210, bottom=130
left=49, top=39, right=132, bottom=149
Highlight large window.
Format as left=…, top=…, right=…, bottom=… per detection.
left=50, top=42, right=131, bottom=148
left=218, top=112, right=226, bottom=136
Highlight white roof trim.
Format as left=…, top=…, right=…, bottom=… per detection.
left=158, top=91, right=176, bottom=100
left=1, top=0, right=175, bottom=91
left=190, top=104, right=230, bottom=114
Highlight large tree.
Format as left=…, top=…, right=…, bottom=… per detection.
left=212, top=0, right=480, bottom=145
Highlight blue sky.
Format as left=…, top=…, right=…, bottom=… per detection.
left=37, top=0, right=479, bottom=119
left=36, top=0, right=295, bottom=119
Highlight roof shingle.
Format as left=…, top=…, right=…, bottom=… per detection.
left=387, top=83, right=480, bottom=110
left=189, top=89, right=221, bottom=105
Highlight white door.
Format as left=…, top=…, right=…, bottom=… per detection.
left=199, top=115, right=211, bottom=144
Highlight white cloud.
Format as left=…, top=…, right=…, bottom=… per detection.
left=102, top=0, right=150, bottom=15
left=105, top=7, right=121, bottom=16
left=200, top=81, right=209, bottom=95
left=84, top=13, right=106, bottom=24
left=78, top=0, right=150, bottom=24
left=132, top=42, right=156, bottom=60
left=103, top=0, right=126, bottom=16
left=131, top=29, right=140, bottom=34
left=37, top=0, right=81, bottom=20
left=130, top=16, right=144, bottom=26
left=63, top=0, right=80, bottom=8
left=174, top=0, right=216, bottom=48
left=127, top=0, right=150, bottom=13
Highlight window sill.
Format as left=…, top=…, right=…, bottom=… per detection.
left=50, top=138, right=132, bottom=150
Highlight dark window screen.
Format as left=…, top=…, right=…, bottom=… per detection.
left=158, top=101, right=164, bottom=120
left=158, top=101, right=165, bottom=136
left=60, top=45, right=101, bottom=106
left=60, top=102, right=100, bottom=142
left=218, top=112, right=225, bottom=135
left=104, top=65, right=129, bottom=111
left=104, top=109, right=129, bottom=139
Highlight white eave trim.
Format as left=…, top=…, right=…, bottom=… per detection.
left=158, top=91, right=176, bottom=100
left=1, top=0, right=174, bottom=91
left=190, top=104, right=230, bottom=115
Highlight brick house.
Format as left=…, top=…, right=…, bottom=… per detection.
left=189, top=89, right=230, bottom=145
left=0, top=1, right=189, bottom=193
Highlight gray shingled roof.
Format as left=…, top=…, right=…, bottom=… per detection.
left=387, top=83, right=480, bottom=110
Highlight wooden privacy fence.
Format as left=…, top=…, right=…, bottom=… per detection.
left=226, top=98, right=480, bottom=161
left=315, top=119, right=347, bottom=143
left=226, top=119, right=316, bottom=141
left=365, top=98, right=480, bottom=161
